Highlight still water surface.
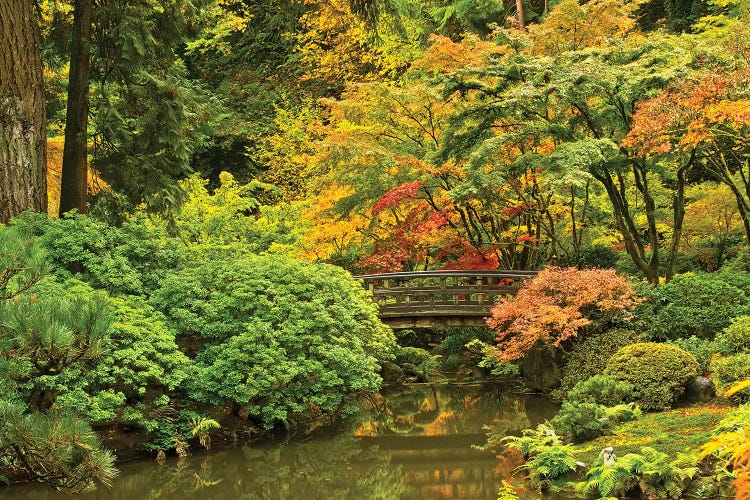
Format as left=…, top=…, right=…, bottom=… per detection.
left=2, top=383, right=557, bottom=500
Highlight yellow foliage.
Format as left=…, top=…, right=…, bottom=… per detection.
left=414, top=34, right=505, bottom=73
left=298, top=184, right=368, bottom=261
left=296, top=0, right=420, bottom=90
left=527, top=0, right=637, bottom=55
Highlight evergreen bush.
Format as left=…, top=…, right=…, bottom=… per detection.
left=555, top=329, right=638, bottom=400
left=604, top=343, right=699, bottom=411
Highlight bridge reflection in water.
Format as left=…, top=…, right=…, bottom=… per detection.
left=355, top=270, right=537, bottom=328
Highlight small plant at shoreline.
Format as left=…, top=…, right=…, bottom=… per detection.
left=190, top=417, right=221, bottom=451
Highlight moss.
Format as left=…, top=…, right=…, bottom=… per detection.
left=571, top=404, right=731, bottom=463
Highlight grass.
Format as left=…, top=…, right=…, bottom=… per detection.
left=571, top=402, right=732, bottom=463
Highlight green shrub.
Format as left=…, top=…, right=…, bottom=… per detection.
left=394, top=329, right=424, bottom=347
left=466, top=339, right=521, bottom=378
left=153, top=255, right=395, bottom=428
left=577, top=244, right=618, bottom=269
left=520, top=443, right=579, bottom=489
left=551, top=402, right=640, bottom=441
left=604, top=343, right=699, bottom=411
left=634, top=273, right=750, bottom=341
left=566, top=374, right=634, bottom=407
left=555, top=329, right=638, bottom=399
left=668, top=336, right=716, bottom=374
left=710, top=354, right=750, bottom=400
left=438, top=327, right=495, bottom=355
left=0, top=400, right=117, bottom=492
left=715, top=315, right=750, bottom=356
left=395, top=347, right=442, bottom=379
left=13, top=212, right=182, bottom=297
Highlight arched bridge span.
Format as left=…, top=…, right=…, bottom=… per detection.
left=355, top=270, right=537, bottom=329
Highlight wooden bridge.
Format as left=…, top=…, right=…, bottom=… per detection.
left=355, top=270, right=536, bottom=329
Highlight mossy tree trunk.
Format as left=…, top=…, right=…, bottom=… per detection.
left=0, top=0, right=47, bottom=223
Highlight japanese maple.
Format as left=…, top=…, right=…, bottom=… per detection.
left=487, top=267, right=640, bottom=361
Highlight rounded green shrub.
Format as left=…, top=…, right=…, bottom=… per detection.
left=604, top=343, right=699, bottom=411
left=555, top=328, right=638, bottom=399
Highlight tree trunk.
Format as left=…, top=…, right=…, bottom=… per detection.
left=516, top=0, right=526, bottom=29
left=60, top=0, right=93, bottom=216
left=0, top=1, right=47, bottom=223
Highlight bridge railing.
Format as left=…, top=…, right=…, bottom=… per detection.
left=354, top=270, right=537, bottom=318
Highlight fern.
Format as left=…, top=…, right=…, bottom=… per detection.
left=521, top=443, right=580, bottom=490
left=502, top=422, right=561, bottom=457
left=583, top=447, right=697, bottom=499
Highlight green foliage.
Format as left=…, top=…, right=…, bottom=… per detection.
left=581, top=447, right=697, bottom=499
left=604, top=343, right=699, bottom=411
left=171, top=172, right=304, bottom=258
left=0, top=399, right=117, bottom=493
left=51, top=290, right=189, bottom=426
left=715, top=314, right=750, bottom=355
left=500, top=423, right=561, bottom=455
left=0, top=289, right=112, bottom=411
left=521, top=443, right=579, bottom=490
left=502, top=424, right=579, bottom=490
left=551, top=402, right=641, bottom=442
left=468, top=339, right=522, bottom=378
left=555, top=328, right=638, bottom=399
left=577, top=244, right=618, bottom=269
left=13, top=212, right=182, bottom=297
left=710, top=354, right=750, bottom=400
left=496, top=480, right=519, bottom=500
left=395, top=347, right=442, bottom=380
left=634, top=273, right=750, bottom=341
left=566, top=375, right=634, bottom=407
left=0, top=263, right=118, bottom=490
left=430, top=0, right=505, bottom=36
left=668, top=336, right=717, bottom=374
left=0, top=223, right=46, bottom=299
left=438, top=327, right=495, bottom=355
left=154, top=255, right=394, bottom=428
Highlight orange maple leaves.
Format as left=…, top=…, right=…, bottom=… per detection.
left=624, top=68, right=750, bottom=157
left=487, top=267, right=640, bottom=361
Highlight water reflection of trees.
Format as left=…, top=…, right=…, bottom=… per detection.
left=0, top=384, right=556, bottom=500
left=0, top=435, right=407, bottom=500
left=355, top=384, right=556, bottom=438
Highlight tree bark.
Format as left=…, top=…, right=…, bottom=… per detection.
left=60, top=0, right=93, bottom=216
left=516, top=0, right=526, bottom=29
left=0, top=0, right=47, bottom=223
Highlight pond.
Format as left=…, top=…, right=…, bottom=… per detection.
left=1, top=383, right=558, bottom=500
